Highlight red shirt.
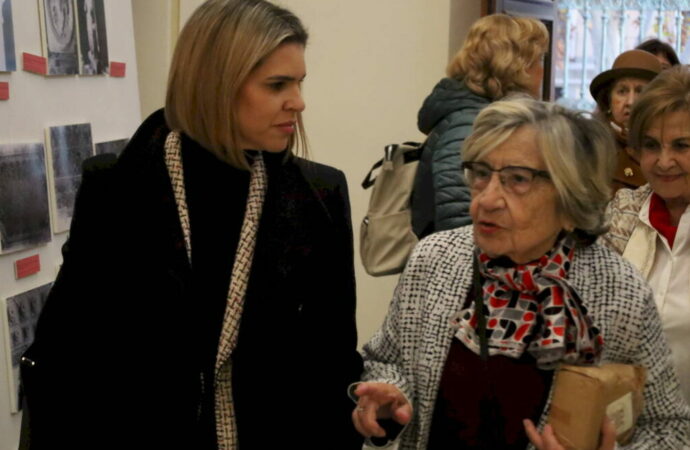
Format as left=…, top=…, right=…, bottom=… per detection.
left=649, top=193, right=678, bottom=248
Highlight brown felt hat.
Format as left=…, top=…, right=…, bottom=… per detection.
left=589, top=50, right=662, bottom=102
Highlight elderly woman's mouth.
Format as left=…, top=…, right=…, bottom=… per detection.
left=655, top=173, right=684, bottom=182
left=477, top=221, right=501, bottom=232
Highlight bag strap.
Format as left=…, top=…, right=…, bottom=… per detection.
left=361, top=142, right=423, bottom=189
left=362, top=158, right=384, bottom=189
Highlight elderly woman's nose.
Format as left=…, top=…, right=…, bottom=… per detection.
left=657, top=147, right=677, bottom=169
left=625, top=91, right=637, bottom=105
left=477, top=174, right=506, bottom=209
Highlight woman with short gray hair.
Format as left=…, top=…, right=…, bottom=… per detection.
left=352, top=97, right=689, bottom=449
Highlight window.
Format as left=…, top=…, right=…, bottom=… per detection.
left=554, top=0, right=690, bottom=110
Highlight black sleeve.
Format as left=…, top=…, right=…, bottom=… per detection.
left=304, top=166, right=364, bottom=447
left=21, top=154, right=121, bottom=448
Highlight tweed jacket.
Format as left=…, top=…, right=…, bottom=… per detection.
left=361, top=226, right=690, bottom=449
left=22, top=110, right=363, bottom=449
left=600, top=184, right=653, bottom=256
left=412, top=78, right=491, bottom=234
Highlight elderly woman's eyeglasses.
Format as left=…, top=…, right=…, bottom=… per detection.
left=462, top=161, right=550, bottom=195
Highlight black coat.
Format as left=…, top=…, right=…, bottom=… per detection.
left=21, top=110, right=363, bottom=449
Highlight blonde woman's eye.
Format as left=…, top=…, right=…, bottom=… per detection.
left=269, top=82, right=286, bottom=91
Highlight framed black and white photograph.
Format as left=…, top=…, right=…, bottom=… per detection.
left=75, top=0, right=108, bottom=75
left=46, top=123, right=93, bottom=233
left=2, top=283, right=52, bottom=413
left=94, top=138, right=127, bottom=157
left=0, top=143, right=52, bottom=254
left=39, top=0, right=78, bottom=75
left=0, top=0, right=16, bottom=72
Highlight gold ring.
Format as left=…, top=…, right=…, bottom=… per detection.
left=356, top=406, right=365, bottom=412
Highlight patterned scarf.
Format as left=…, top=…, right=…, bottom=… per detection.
left=452, top=234, right=603, bottom=369
left=164, top=131, right=267, bottom=450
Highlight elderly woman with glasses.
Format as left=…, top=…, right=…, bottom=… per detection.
left=351, top=97, right=690, bottom=449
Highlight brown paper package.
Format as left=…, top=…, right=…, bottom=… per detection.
left=547, top=363, right=646, bottom=450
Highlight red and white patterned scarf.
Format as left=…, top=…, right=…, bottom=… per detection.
left=453, top=235, right=603, bottom=369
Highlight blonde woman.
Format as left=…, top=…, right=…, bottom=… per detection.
left=412, top=14, right=549, bottom=237
left=22, top=1, right=363, bottom=449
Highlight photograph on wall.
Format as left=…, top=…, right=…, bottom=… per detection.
left=46, top=123, right=93, bottom=233
left=75, top=0, right=108, bottom=75
left=0, top=143, right=52, bottom=254
left=0, top=0, right=16, bottom=72
left=39, top=0, right=78, bottom=75
left=94, top=138, right=127, bottom=157
left=2, top=283, right=52, bottom=413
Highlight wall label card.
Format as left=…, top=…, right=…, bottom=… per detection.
left=22, top=52, right=47, bottom=75
left=15, top=255, right=41, bottom=279
left=109, top=61, right=125, bottom=77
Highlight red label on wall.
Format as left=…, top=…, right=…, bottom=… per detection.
left=22, top=53, right=47, bottom=75
left=0, top=82, right=8, bottom=100
left=109, top=62, right=126, bottom=77
left=15, top=255, right=41, bottom=279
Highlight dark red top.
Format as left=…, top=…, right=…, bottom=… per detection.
left=427, top=337, right=553, bottom=449
left=649, top=192, right=678, bottom=249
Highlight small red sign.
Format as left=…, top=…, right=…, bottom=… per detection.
left=109, top=62, right=126, bottom=77
left=0, top=82, right=8, bottom=100
left=15, top=255, right=41, bottom=279
left=23, top=53, right=47, bottom=75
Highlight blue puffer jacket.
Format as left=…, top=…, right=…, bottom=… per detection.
left=414, top=78, right=491, bottom=233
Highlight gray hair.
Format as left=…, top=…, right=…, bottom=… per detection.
left=463, top=97, right=616, bottom=243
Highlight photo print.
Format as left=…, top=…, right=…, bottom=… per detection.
left=0, top=0, right=16, bottom=72
left=39, top=0, right=78, bottom=75
left=2, top=283, right=52, bottom=413
left=46, top=123, right=93, bottom=233
left=94, top=138, right=127, bottom=157
left=0, top=143, right=51, bottom=254
left=76, top=0, right=108, bottom=75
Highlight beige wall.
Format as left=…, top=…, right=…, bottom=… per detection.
left=135, top=0, right=481, bottom=345
left=131, top=0, right=179, bottom=119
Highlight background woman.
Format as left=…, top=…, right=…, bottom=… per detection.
left=22, top=1, right=362, bottom=448
left=590, top=49, right=661, bottom=192
left=602, top=65, right=690, bottom=435
left=636, top=38, right=681, bottom=70
left=352, top=98, right=689, bottom=449
left=411, top=14, right=548, bottom=237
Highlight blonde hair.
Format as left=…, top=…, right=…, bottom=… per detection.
left=629, top=65, right=690, bottom=152
left=165, top=0, right=308, bottom=169
left=463, top=98, right=616, bottom=241
left=447, top=14, right=548, bottom=100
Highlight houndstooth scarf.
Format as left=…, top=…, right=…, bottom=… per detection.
left=452, top=234, right=604, bottom=369
left=164, top=131, right=267, bottom=449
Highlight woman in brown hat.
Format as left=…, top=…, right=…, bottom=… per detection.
left=590, top=49, right=662, bottom=193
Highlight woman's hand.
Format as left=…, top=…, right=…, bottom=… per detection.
left=352, top=382, right=412, bottom=438
left=523, top=417, right=617, bottom=450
